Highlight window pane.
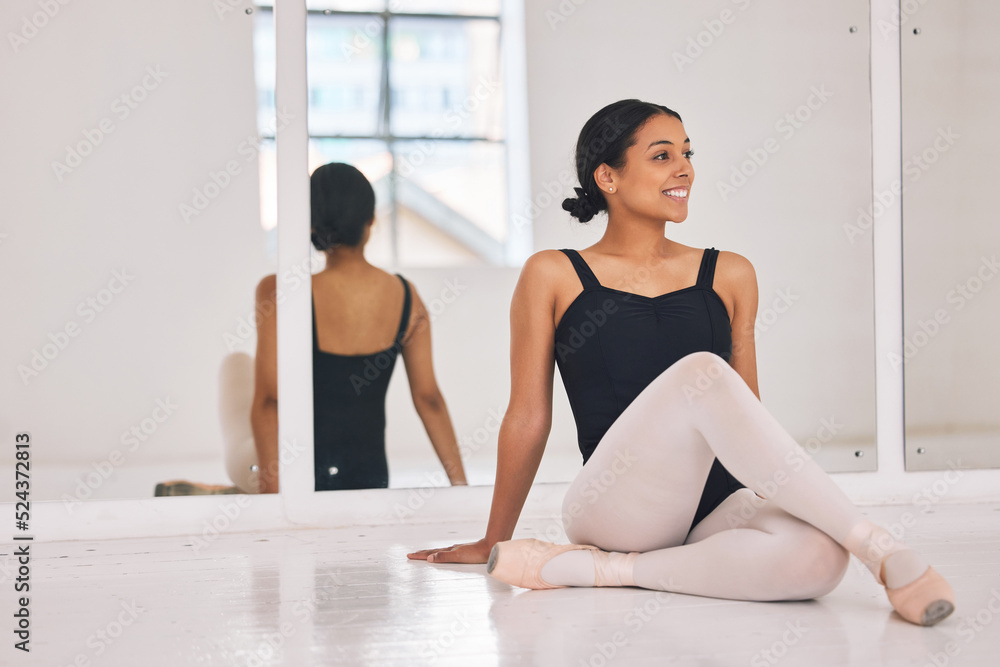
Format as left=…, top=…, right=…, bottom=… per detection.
left=306, top=0, right=386, bottom=11
left=393, top=140, right=507, bottom=255
left=253, top=9, right=276, bottom=136
left=396, top=206, right=486, bottom=266
left=258, top=139, right=277, bottom=230
left=309, top=139, right=395, bottom=266
left=307, top=14, right=384, bottom=136
left=389, top=17, right=503, bottom=139
left=391, top=0, right=501, bottom=15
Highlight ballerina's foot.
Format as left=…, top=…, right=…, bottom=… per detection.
left=843, top=520, right=955, bottom=626
left=154, top=480, right=240, bottom=496
left=881, top=552, right=955, bottom=627
left=488, top=538, right=638, bottom=589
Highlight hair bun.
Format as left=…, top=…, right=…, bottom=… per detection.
left=561, top=186, right=598, bottom=223
left=311, top=229, right=341, bottom=251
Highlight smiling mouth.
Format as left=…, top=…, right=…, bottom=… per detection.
left=663, top=187, right=689, bottom=201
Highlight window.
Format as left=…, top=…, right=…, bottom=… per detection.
left=253, top=0, right=523, bottom=267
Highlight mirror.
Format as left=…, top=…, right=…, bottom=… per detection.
left=297, top=0, right=879, bottom=496
left=302, top=0, right=513, bottom=491
left=0, top=0, right=274, bottom=504
left=528, top=0, right=880, bottom=477
left=901, top=0, right=1000, bottom=471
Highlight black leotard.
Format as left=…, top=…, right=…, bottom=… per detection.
left=311, top=274, right=411, bottom=491
left=554, top=248, right=746, bottom=533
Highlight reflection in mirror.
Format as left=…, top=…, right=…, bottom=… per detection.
left=298, top=1, right=512, bottom=491
left=307, top=162, right=468, bottom=490
left=0, top=0, right=274, bottom=502
left=901, top=0, right=1000, bottom=471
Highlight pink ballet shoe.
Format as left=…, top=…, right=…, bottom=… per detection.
left=487, top=538, right=639, bottom=590
left=879, top=556, right=955, bottom=627
left=843, top=521, right=955, bottom=626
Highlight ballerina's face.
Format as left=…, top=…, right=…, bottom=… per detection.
left=599, top=113, right=694, bottom=224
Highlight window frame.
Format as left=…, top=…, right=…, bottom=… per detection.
left=255, top=3, right=511, bottom=266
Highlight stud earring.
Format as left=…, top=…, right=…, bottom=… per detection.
left=609, top=187, right=614, bottom=192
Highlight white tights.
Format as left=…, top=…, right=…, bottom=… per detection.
left=540, top=351, right=927, bottom=600
left=219, top=352, right=261, bottom=494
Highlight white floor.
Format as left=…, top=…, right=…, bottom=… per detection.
left=5, top=501, right=999, bottom=666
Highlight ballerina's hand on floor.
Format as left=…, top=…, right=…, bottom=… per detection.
left=407, top=538, right=492, bottom=564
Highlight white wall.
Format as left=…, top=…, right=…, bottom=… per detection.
left=0, top=0, right=269, bottom=502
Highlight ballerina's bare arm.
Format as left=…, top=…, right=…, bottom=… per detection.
left=399, top=282, right=468, bottom=485
left=250, top=274, right=280, bottom=494
left=717, top=250, right=761, bottom=402
left=407, top=250, right=560, bottom=563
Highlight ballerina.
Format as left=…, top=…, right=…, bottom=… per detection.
left=407, top=99, right=954, bottom=627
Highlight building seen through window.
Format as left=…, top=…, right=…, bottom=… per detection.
left=252, top=1, right=515, bottom=267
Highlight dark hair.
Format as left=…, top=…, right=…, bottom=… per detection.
left=561, top=99, right=683, bottom=223
left=310, top=162, right=376, bottom=250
